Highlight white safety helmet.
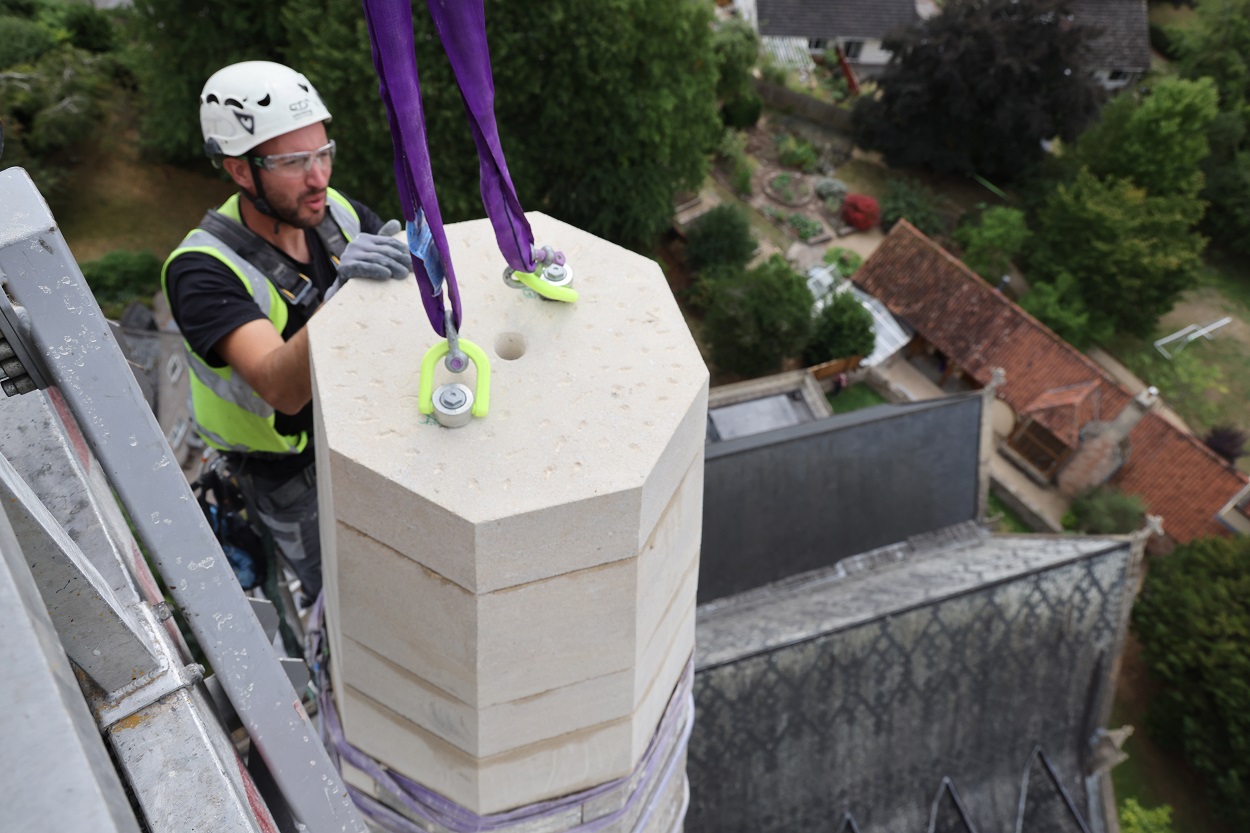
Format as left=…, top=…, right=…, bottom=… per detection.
left=200, top=61, right=332, bottom=159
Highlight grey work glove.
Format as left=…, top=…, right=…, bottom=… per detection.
left=336, top=219, right=409, bottom=281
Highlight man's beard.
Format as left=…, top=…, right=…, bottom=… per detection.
left=270, top=189, right=326, bottom=229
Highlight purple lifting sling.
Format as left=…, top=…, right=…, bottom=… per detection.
left=361, top=0, right=537, bottom=337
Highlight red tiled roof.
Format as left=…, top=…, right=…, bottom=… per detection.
left=855, top=221, right=1248, bottom=543
left=1021, top=381, right=1103, bottom=447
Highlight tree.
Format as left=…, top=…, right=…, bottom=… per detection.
left=1028, top=168, right=1206, bottom=338
left=710, top=17, right=759, bottom=103
left=703, top=255, right=813, bottom=378
left=1176, top=0, right=1250, bottom=253
left=852, top=0, right=1102, bottom=180
left=684, top=205, right=756, bottom=275
left=280, top=0, right=720, bottom=248
left=953, top=206, right=1031, bottom=280
left=1073, top=77, right=1219, bottom=198
left=1132, top=534, right=1250, bottom=828
left=1019, top=271, right=1109, bottom=349
left=803, top=291, right=874, bottom=366
left=130, top=0, right=289, bottom=165
left=0, top=0, right=115, bottom=206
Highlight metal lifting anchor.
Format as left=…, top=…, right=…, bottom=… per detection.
left=503, top=244, right=577, bottom=303
left=418, top=303, right=490, bottom=429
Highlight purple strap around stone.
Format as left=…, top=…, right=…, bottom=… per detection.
left=307, top=594, right=693, bottom=833
left=360, top=0, right=537, bottom=338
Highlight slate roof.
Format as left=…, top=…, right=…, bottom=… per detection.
left=854, top=221, right=1249, bottom=543
left=1070, top=0, right=1152, bottom=72
left=756, top=0, right=918, bottom=40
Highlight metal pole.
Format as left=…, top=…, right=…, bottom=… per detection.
left=0, top=167, right=364, bottom=833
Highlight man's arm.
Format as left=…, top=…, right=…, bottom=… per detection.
left=216, top=321, right=311, bottom=415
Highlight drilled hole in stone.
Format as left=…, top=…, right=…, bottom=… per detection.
left=495, top=332, right=527, bottom=361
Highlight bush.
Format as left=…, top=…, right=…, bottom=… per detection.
left=1204, top=425, right=1247, bottom=463
left=1061, top=486, right=1145, bottom=534
left=761, top=204, right=787, bottom=225
left=822, top=246, right=863, bottom=275
left=777, top=134, right=819, bottom=172
left=703, top=255, right=813, bottom=377
left=1132, top=535, right=1250, bottom=829
left=718, top=129, right=755, bottom=195
left=881, top=178, right=945, bottom=236
left=721, top=93, right=762, bottom=129
left=803, top=290, right=875, bottom=366
left=684, top=205, right=756, bottom=274
left=787, top=212, right=823, bottom=241
left=1120, top=800, right=1175, bottom=833
left=0, top=17, right=57, bottom=69
left=814, top=177, right=849, bottom=202
left=841, top=194, right=880, bottom=230
left=80, top=250, right=163, bottom=319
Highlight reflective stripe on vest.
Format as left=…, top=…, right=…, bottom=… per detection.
left=161, top=189, right=361, bottom=454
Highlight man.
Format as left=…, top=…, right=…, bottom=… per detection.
left=163, top=61, right=410, bottom=600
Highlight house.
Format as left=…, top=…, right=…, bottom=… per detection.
left=1070, top=0, right=1152, bottom=90
left=751, top=0, right=919, bottom=78
left=742, top=0, right=1149, bottom=89
left=853, top=221, right=1250, bottom=548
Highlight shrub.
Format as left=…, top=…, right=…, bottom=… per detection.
left=703, top=255, right=813, bottom=377
left=762, top=204, right=787, bottom=224
left=777, top=134, right=819, bottom=172
left=841, top=194, right=880, bottom=230
left=0, top=17, right=57, bottom=69
left=1133, top=534, right=1250, bottom=828
left=1120, top=800, right=1175, bottom=833
left=787, top=212, right=823, bottom=241
left=1204, top=425, right=1247, bottom=463
left=880, top=178, right=945, bottom=236
left=1061, top=486, right=1144, bottom=534
left=814, top=177, right=849, bottom=202
left=684, top=205, right=756, bottom=274
left=822, top=246, right=863, bottom=275
left=718, top=129, right=755, bottom=195
left=759, top=53, right=787, bottom=86
left=721, top=93, right=762, bottom=129
left=80, top=250, right=163, bottom=319
left=803, top=290, right=875, bottom=366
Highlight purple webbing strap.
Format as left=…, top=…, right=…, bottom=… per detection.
left=360, top=0, right=536, bottom=337
left=307, top=595, right=693, bottom=833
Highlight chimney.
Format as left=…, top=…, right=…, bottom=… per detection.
left=309, top=213, right=707, bottom=827
left=1057, top=386, right=1158, bottom=497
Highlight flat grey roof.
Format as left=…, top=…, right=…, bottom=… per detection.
left=708, top=393, right=816, bottom=441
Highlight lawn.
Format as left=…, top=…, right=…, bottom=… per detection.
left=1103, top=254, right=1250, bottom=473
left=987, top=491, right=1032, bottom=534
left=826, top=382, right=886, bottom=414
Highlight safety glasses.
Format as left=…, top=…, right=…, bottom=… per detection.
left=247, top=140, right=336, bottom=178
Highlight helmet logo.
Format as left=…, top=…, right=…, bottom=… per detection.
left=233, top=111, right=255, bottom=134
left=290, top=99, right=310, bottom=112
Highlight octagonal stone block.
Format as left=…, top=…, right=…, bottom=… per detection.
left=309, top=213, right=707, bottom=814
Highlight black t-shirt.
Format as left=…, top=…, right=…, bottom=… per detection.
left=165, top=193, right=384, bottom=480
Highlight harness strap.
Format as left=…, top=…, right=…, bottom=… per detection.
left=198, top=210, right=349, bottom=314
